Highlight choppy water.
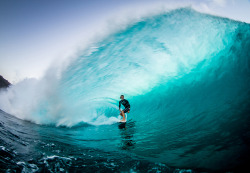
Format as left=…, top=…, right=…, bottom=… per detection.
left=1, top=8, right=250, bottom=172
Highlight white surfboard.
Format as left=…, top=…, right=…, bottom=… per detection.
left=117, top=113, right=127, bottom=123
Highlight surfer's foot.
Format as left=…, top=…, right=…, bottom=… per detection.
left=120, top=119, right=126, bottom=122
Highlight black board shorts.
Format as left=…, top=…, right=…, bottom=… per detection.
left=123, top=107, right=130, bottom=113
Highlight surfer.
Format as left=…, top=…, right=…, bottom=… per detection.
left=119, top=95, right=130, bottom=122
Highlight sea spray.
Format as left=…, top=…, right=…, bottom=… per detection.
left=0, top=8, right=249, bottom=128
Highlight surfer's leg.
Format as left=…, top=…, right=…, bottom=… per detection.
left=121, top=111, right=126, bottom=121
left=119, top=112, right=122, bottom=116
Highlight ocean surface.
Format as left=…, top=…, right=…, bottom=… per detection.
left=1, top=8, right=250, bottom=172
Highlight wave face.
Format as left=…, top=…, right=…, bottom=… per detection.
left=1, top=8, right=250, bottom=171
left=36, top=8, right=250, bottom=126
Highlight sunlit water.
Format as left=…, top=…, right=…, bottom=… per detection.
left=1, top=8, right=250, bottom=172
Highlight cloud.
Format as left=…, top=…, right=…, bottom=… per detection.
left=212, top=0, right=227, bottom=6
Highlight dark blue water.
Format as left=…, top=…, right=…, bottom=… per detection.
left=1, top=8, right=250, bottom=172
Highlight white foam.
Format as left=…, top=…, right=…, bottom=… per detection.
left=0, top=4, right=245, bottom=127
left=90, top=115, right=120, bottom=126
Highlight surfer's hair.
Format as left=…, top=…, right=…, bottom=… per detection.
left=120, top=95, right=124, bottom=97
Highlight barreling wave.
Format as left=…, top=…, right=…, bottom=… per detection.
left=0, top=8, right=250, bottom=128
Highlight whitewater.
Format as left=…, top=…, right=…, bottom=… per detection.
left=1, top=8, right=250, bottom=172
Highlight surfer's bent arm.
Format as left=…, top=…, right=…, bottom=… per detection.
left=119, top=101, right=121, bottom=111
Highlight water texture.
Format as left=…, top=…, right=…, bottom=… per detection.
left=1, top=8, right=250, bottom=172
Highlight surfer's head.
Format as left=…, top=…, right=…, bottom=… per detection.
left=120, top=95, right=124, bottom=100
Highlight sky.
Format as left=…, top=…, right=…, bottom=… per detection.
left=1, top=0, right=250, bottom=83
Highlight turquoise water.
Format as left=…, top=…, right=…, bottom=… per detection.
left=1, top=8, right=250, bottom=172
